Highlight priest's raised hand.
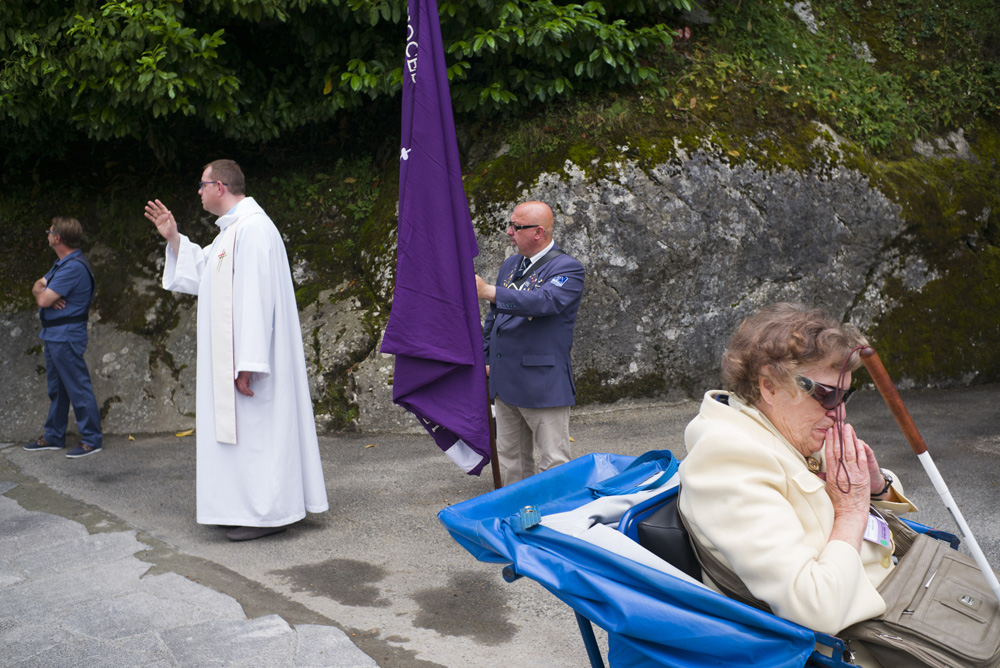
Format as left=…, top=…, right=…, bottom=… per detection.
left=144, top=199, right=180, bottom=254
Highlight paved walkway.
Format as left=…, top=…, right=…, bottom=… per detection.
left=2, top=385, right=998, bottom=667
left=0, top=478, right=377, bottom=668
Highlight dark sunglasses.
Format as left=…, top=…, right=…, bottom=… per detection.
left=796, top=376, right=856, bottom=410
left=508, top=223, right=540, bottom=231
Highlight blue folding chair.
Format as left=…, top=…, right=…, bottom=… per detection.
left=439, top=452, right=959, bottom=668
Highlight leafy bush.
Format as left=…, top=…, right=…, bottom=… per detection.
left=0, top=0, right=688, bottom=164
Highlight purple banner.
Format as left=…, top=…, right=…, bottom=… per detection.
left=380, top=0, right=491, bottom=475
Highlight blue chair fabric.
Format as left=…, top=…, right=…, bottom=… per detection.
left=439, top=453, right=836, bottom=668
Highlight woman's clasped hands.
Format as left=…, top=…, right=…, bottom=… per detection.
left=824, top=423, right=881, bottom=549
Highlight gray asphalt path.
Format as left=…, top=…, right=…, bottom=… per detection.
left=2, top=385, right=999, bottom=667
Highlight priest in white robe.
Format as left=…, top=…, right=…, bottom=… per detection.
left=145, top=159, right=328, bottom=541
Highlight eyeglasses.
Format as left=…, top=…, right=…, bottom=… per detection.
left=198, top=181, right=227, bottom=191
left=796, top=376, right=856, bottom=410
left=509, top=223, right=540, bottom=231
left=45, top=229, right=54, bottom=236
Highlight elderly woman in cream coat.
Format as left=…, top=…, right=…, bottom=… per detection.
left=679, top=303, right=917, bottom=667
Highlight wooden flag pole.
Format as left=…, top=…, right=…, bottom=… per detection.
left=488, top=396, right=501, bottom=489
left=860, top=346, right=1000, bottom=602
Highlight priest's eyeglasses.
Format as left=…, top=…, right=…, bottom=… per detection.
left=198, top=181, right=228, bottom=190
left=796, top=376, right=856, bottom=410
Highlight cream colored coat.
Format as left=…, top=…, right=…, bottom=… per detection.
left=679, top=390, right=917, bottom=636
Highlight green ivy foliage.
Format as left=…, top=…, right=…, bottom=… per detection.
left=705, top=0, right=1000, bottom=152
left=0, top=0, right=688, bottom=162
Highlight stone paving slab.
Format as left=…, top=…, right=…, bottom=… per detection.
left=140, top=571, right=248, bottom=620
left=159, top=615, right=297, bottom=667
left=12, top=530, right=145, bottom=578
left=295, top=625, right=384, bottom=668
left=0, top=490, right=377, bottom=668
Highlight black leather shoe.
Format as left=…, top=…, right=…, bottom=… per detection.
left=225, top=525, right=287, bottom=542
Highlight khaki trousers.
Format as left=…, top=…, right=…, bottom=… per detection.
left=494, top=396, right=571, bottom=485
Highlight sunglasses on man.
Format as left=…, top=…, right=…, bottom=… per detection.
left=796, top=376, right=856, bottom=410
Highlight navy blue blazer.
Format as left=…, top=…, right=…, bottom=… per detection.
left=482, top=246, right=585, bottom=408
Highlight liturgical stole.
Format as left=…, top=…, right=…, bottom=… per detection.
left=210, top=219, right=242, bottom=444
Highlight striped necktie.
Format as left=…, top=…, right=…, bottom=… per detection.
left=514, top=256, right=531, bottom=281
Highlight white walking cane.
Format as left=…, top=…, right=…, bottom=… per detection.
left=861, top=347, right=1000, bottom=603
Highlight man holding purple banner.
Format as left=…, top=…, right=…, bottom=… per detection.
left=476, top=201, right=586, bottom=484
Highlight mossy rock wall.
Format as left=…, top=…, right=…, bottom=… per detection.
left=2, top=120, right=998, bottom=439
left=466, top=122, right=999, bottom=400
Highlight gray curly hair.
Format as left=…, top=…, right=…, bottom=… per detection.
left=721, top=303, right=869, bottom=404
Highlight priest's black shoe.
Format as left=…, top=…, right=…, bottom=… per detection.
left=225, top=525, right=287, bottom=541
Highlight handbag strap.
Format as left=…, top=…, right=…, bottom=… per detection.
left=678, top=496, right=918, bottom=613
left=677, top=490, right=774, bottom=613
left=876, top=506, right=919, bottom=557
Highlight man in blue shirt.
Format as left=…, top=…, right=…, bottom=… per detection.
left=25, top=217, right=103, bottom=458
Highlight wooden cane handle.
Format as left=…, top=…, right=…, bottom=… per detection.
left=860, top=347, right=928, bottom=455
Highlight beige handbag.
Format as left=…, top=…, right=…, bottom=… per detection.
left=840, top=532, right=1000, bottom=668
left=680, top=507, right=1000, bottom=667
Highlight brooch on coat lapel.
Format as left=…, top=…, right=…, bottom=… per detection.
left=502, top=269, right=545, bottom=291
left=502, top=267, right=516, bottom=288
left=520, top=273, right=544, bottom=290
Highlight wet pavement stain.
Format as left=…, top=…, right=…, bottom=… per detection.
left=412, top=571, right=517, bottom=644
left=272, top=558, right=391, bottom=608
